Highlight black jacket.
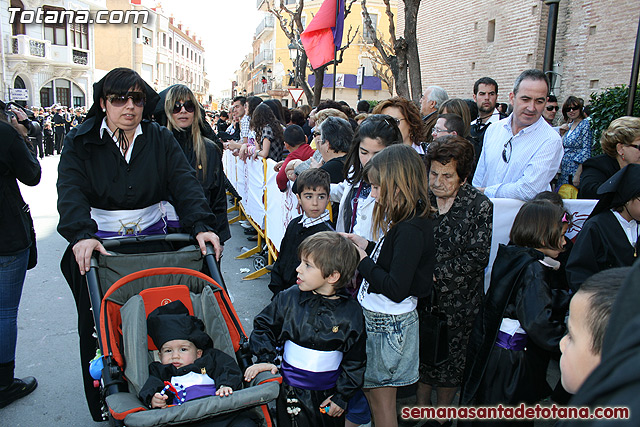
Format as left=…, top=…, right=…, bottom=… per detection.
left=359, top=214, right=435, bottom=302
left=138, top=347, right=243, bottom=407
left=578, top=154, right=620, bottom=200
left=172, top=129, right=230, bottom=243
left=461, top=245, right=566, bottom=405
left=268, top=216, right=332, bottom=296
left=250, top=286, right=366, bottom=410
left=57, top=117, right=217, bottom=244
left=566, top=210, right=638, bottom=291
left=0, top=121, right=41, bottom=255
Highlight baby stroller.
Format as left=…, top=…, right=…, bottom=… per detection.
left=85, top=234, right=280, bottom=426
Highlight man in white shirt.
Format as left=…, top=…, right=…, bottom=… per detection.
left=472, top=69, right=563, bottom=201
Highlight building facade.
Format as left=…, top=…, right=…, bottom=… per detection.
left=94, top=0, right=207, bottom=102
left=397, top=0, right=640, bottom=104
left=247, top=0, right=397, bottom=107
left=1, top=0, right=103, bottom=108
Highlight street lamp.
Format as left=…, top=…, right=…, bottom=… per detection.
left=288, top=42, right=298, bottom=62
left=288, top=41, right=299, bottom=90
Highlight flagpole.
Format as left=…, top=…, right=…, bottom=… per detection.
left=332, top=0, right=339, bottom=100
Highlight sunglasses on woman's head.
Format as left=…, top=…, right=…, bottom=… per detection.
left=106, top=92, right=146, bottom=107
left=173, top=100, right=196, bottom=114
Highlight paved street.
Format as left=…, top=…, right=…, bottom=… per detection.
left=0, top=155, right=271, bottom=425
left=1, top=156, right=562, bottom=426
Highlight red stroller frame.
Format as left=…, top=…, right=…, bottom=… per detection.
left=85, top=234, right=279, bottom=426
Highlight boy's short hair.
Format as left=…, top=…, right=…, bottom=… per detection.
left=579, top=267, right=629, bottom=354
left=295, top=168, right=330, bottom=196
left=298, top=231, right=359, bottom=289
left=284, top=124, right=306, bottom=147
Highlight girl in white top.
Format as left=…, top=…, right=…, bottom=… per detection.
left=331, top=114, right=404, bottom=241
left=343, top=144, right=435, bottom=427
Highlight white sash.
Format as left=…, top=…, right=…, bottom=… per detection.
left=283, top=340, right=343, bottom=373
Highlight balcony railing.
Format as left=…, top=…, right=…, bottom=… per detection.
left=10, top=35, right=51, bottom=59
left=72, top=49, right=88, bottom=65
left=255, top=16, right=275, bottom=38
left=254, top=49, right=273, bottom=66
left=9, top=35, right=90, bottom=67
left=29, top=39, right=46, bottom=57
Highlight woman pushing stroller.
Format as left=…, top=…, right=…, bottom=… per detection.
left=56, top=67, right=225, bottom=421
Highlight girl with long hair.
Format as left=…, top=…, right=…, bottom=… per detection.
left=343, top=144, right=435, bottom=427
left=164, top=84, right=230, bottom=243
left=249, top=103, right=285, bottom=161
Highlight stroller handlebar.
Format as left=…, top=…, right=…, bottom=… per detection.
left=89, top=233, right=227, bottom=293
left=99, top=233, right=194, bottom=249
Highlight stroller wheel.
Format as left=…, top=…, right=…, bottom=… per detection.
left=253, top=255, right=267, bottom=271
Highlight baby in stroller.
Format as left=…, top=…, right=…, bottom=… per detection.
left=139, top=300, right=257, bottom=426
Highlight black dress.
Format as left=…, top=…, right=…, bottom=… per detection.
left=461, top=245, right=566, bottom=426
left=421, top=184, right=493, bottom=387
left=57, top=117, right=218, bottom=421
left=566, top=210, right=639, bottom=291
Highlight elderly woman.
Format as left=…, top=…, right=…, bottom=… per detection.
left=373, top=96, right=427, bottom=154
left=558, top=96, right=592, bottom=186
left=578, top=116, right=640, bottom=199
left=416, top=135, right=493, bottom=417
left=57, top=68, right=222, bottom=421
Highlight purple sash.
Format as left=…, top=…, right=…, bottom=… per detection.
left=95, top=217, right=169, bottom=238
left=281, top=360, right=341, bottom=390
left=495, top=330, right=527, bottom=351
left=173, top=384, right=217, bottom=404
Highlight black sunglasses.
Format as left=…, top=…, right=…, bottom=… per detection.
left=502, top=137, right=513, bottom=163
left=546, top=105, right=559, bottom=111
left=566, top=106, right=581, bottom=112
left=173, top=100, right=196, bottom=114
left=106, top=92, right=146, bottom=108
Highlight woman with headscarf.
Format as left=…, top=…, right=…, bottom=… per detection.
left=56, top=68, right=222, bottom=421
left=567, top=164, right=640, bottom=291
left=162, top=84, right=230, bottom=243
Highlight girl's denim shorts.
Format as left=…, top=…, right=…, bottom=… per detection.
left=362, top=308, right=419, bottom=388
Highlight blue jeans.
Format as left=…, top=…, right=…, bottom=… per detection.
left=0, top=249, right=29, bottom=364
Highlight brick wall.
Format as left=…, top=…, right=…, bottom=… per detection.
left=555, top=0, right=640, bottom=104
left=397, top=0, right=640, bottom=105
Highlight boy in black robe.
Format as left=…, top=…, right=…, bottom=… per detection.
left=245, top=232, right=366, bottom=427
left=139, top=301, right=255, bottom=426
left=268, top=168, right=333, bottom=297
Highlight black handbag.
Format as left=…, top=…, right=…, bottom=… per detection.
left=22, top=203, right=37, bottom=270
left=419, top=288, right=449, bottom=367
